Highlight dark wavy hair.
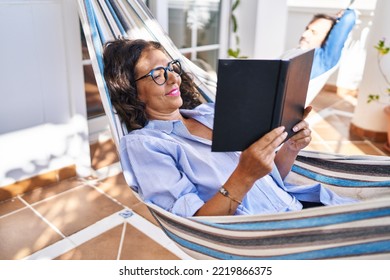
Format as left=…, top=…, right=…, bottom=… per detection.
left=103, top=38, right=202, bottom=131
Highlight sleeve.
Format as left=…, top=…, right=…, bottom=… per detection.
left=283, top=181, right=358, bottom=205
left=120, top=134, right=205, bottom=217
left=311, top=8, right=357, bottom=78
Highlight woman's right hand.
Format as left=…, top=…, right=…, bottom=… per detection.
left=231, top=126, right=288, bottom=189
left=195, top=127, right=287, bottom=216
left=195, top=126, right=287, bottom=216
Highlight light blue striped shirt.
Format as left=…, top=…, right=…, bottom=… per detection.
left=120, top=103, right=354, bottom=217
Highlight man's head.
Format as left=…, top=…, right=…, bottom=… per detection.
left=299, top=14, right=337, bottom=49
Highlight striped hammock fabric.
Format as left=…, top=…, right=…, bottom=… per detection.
left=77, top=0, right=390, bottom=259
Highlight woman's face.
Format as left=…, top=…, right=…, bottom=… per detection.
left=134, top=49, right=183, bottom=120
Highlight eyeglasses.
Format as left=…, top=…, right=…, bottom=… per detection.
left=135, top=59, right=182, bottom=86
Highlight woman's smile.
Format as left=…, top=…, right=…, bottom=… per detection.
left=166, top=88, right=181, bottom=97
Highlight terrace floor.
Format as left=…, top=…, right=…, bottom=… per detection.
left=0, top=88, right=389, bottom=260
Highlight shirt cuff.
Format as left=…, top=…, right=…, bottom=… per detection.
left=170, top=192, right=205, bottom=217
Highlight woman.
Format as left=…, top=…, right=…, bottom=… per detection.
left=103, top=38, right=355, bottom=217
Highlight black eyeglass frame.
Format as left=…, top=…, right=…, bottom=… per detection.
left=135, top=59, right=182, bottom=86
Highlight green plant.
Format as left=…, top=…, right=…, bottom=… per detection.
left=227, top=0, right=247, bottom=58
left=367, top=38, right=390, bottom=103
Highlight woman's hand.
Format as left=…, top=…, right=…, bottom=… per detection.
left=284, top=106, right=312, bottom=152
left=196, top=107, right=312, bottom=216
left=231, top=126, right=288, bottom=189
left=275, top=106, right=313, bottom=179
left=195, top=126, right=287, bottom=216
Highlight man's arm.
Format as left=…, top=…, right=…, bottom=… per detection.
left=311, top=8, right=357, bottom=78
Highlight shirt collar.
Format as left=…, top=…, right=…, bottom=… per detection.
left=180, top=104, right=212, bottom=118
left=144, top=119, right=176, bottom=134
left=144, top=104, right=212, bottom=135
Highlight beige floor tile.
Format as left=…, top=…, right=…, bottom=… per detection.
left=312, top=125, right=347, bottom=141
left=57, top=220, right=181, bottom=260
left=310, top=91, right=342, bottom=110
left=0, top=208, right=63, bottom=260
left=55, top=224, right=123, bottom=260
left=309, top=131, right=324, bottom=142
left=0, top=197, right=26, bottom=217
left=331, top=100, right=356, bottom=113
left=32, top=185, right=123, bottom=237
left=94, top=174, right=140, bottom=209
left=311, top=116, right=363, bottom=142
left=131, top=202, right=160, bottom=227
left=311, top=113, right=356, bottom=141
left=351, top=142, right=386, bottom=156
left=371, top=141, right=390, bottom=155
left=21, top=177, right=85, bottom=204
left=119, top=223, right=180, bottom=260
left=325, top=114, right=352, bottom=130
left=305, top=142, right=332, bottom=153
left=90, top=139, right=119, bottom=170
left=327, top=141, right=384, bottom=156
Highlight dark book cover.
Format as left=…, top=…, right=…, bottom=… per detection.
left=212, top=48, right=314, bottom=152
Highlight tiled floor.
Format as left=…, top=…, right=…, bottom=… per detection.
left=0, top=89, right=389, bottom=260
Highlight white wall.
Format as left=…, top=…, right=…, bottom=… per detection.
left=0, top=1, right=71, bottom=133
left=351, top=0, right=390, bottom=133
left=233, top=0, right=288, bottom=59
left=254, top=0, right=288, bottom=59
left=0, top=0, right=90, bottom=186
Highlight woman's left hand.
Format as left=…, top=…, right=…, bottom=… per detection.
left=284, top=106, right=312, bottom=152
left=275, top=106, right=313, bottom=179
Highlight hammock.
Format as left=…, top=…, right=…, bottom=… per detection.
left=305, top=64, right=338, bottom=106
left=77, top=0, right=390, bottom=260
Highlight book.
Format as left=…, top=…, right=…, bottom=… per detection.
left=212, top=48, right=314, bottom=152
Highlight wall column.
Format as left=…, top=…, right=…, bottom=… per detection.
left=236, top=0, right=288, bottom=59
left=253, top=0, right=288, bottom=58
left=350, top=0, right=390, bottom=141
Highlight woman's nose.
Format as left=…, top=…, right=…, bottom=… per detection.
left=166, top=69, right=180, bottom=83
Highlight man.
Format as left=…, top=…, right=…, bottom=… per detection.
left=299, top=14, right=338, bottom=50
left=283, top=8, right=357, bottom=79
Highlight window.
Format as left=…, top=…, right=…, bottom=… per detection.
left=149, top=0, right=228, bottom=74
left=80, top=25, right=105, bottom=120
